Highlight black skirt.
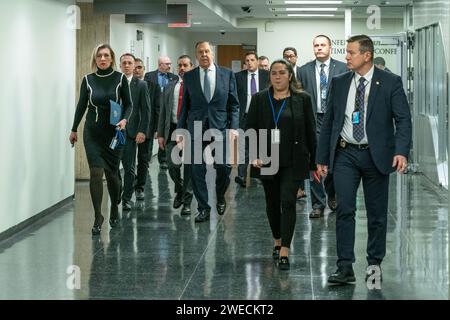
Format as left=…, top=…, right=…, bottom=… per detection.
left=83, top=108, right=123, bottom=172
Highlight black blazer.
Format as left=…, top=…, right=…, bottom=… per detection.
left=245, top=87, right=317, bottom=180
left=235, top=69, right=269, bottom=127
left=177, top=64, right=240, bottom=139
left=144, top=70, right=177, bottom=90
left=143, top=78, right=160, bottom=136
left=298, top=58, right=348, bottom=116
left=158, top=75, right=181, bottom=141
left=316, top=67, right=412, bottom=175
left=126, top=77, right=151, bottom=139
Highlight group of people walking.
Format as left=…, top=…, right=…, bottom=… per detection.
left=70, top=34, right=411, bottom=285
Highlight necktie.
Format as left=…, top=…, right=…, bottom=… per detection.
left=353, top=77, right=366, bottom=142
left=319, top=64, right=327, bottom=113
left=176, top=81, right=184, bottom=120
left=203, top=68, right=211, bottom=102
left=250, top=73, right=257, bottom=96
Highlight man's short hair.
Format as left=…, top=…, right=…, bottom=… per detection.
left=178, top=54, right=193, bottom=66
left=283, top=47, right=297, bottom=56
left=120, top=53, right=136, bottom=62
left=314, top=34, right=331, bottom=46
left=373, top=57, right=386, bottom=66
left=258, top=55, right=269, bottom=61
left=347, top=35, right=374, bottom=61
left=245, top=51, right=258, bottom=60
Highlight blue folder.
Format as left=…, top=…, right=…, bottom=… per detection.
left=110, top=100, right=123, bottom=126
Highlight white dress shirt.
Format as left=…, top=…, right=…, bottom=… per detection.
left=246, top=69, right=259, bottom=113
left=341, top=65, right=375, bottom=145
left=315, top=58, right=330, bottom=113
left=171, top=80, right=182, bottom=124
left=200, top=63, right=216, bottom=101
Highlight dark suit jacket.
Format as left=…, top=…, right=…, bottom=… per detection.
left=144, top=70, right=177, bottom=90
left=245, top=87, right=317, bottom=180
left=235, top=69, right=269, bottom=127
left=316, top=67, right=412, bottom=175
left=158, top=75, right=181, bottom=141
left=177, top=64, right=240, bottom=139
left=142, top=77, right=160, bottom=136
left=126, top=77, right=151, bottom=139
left=298, top=58, right=348, bottom=117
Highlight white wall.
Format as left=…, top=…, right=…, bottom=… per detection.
left=110, top=15, right=190, bottom=73
left=239, top=18, right=404, bottom=67
left=0, top=0, right=76, bottom=234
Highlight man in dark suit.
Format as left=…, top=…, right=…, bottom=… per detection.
left=177, top=41, right=240, bottom=223
left=298, top=35, right=348, bottom=218
left=134, top=58, right=159, bottom=201
left=316, top=35, right=412, bottom=284
left=234, top=51, right=269, bottom=187
left=157, top=55, right=194, bottom=216
left=118, top=53, right=151, bottom=210
left=144, top=56, right=177, bottom=170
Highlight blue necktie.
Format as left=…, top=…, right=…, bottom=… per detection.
left=203, top=68, right=211, bottom=102
left=250, top=73, right=257, bottom=96
left=319, top=64, right=327, bottom=113
left=353, top=77, right=366, bottom=142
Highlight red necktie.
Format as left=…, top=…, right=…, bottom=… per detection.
left=176, top=81, right=184, bottom=120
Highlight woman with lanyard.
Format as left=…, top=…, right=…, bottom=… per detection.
left=69, top=44, right=132, bottom=235
left=245, top=59, right=316, bottom=270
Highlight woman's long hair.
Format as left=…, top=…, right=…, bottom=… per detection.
left=269, top=59, right=303, bottom=94
left=90, top=43, right=117, bottom=72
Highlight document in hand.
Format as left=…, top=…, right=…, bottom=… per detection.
left=110, top=100, right=122, bottom=126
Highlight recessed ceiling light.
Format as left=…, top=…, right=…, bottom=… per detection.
left=287, top=13, right=335, bottom=16
left=286, top=7, right=338, bottom=11
left=285, top=1, right=342, bottom=4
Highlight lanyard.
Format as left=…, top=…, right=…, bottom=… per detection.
left=268, top=91, right=287, bottom=129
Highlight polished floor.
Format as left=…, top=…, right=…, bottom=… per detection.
left=0, top=160, right=448, bottom=300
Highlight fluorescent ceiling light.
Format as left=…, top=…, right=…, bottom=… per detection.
left=287, top=13, right=335, bottom=16
left=285, top=1, right=342, bottom=4
left=193, top=22, right=202, bottom=24
left=286, top=7, right=338, bottom=11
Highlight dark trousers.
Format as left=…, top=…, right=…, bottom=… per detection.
left=158, top=148, right=166, bottom=164
left=135, top=137, right=154, bottom=192
left=333, top=146, right=389, bottom=267
left=166, top=124, right=193, bottom=205
left=261, top=167, right=299, bottom=248
left=120, top=135, right=137, bottom=201
left=191, top=140, right=231, bottom=211
left=237, top=116, right=249, bottom=179
left=310, top=113, right=335, bottom=209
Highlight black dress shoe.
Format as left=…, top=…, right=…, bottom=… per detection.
left=135, top=189, right=145, bottom=200
left=160, top=162, right=168, bottom=170
left=234, top=176, right=246, bottom=188
left=194, top=209, right=210, bottom=223
left=328, top=267, right=356, bottom=284
left=181, top=204, right=191, bottom=216
left=309, top=208, right=324, bottom=218
left=122, top=200, right=132, bottom=211
left=173, top=193, right=183, bottom=209
left=328, top=198, right=337, bottom=211
left=216, top=199, right=226, bottom=215
left=278, top=256, right=290, bottom=270
left=272, top=246, right=281, bottom=260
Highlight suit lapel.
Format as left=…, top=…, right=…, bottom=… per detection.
left=211, top=64, right=221, bottom=102
left=338, top=72, right=353, bottom=121
left=366, top=67, right=380, bottom=123
left=309, top=62, right=318, bottom=104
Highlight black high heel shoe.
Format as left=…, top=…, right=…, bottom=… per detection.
left=92, top=216, right=104, bottom=235
left=272, top=246, right=281, bottom=260
left=278, top=256, right=290, bottom=270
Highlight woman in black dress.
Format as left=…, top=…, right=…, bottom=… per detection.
left=246, top=59, right=316, bottom=270
left=69, top=44, right=133, bottom=235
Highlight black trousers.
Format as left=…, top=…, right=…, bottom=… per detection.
left=237, top=116, right=249, bottom=179
left=120, top=135, right=137, bottom=201
left=333, top=146, right=389, bottom=267
left=190, top=139, right=231, bottom=211
left=135, top=137, right=154, bottom=192
left=166, top=124, right=193, bottom=205
left=261, top=166, right=299, bottom=248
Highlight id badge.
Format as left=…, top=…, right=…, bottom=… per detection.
left=352, top=111, right=360, bottom=124
left=271, top=128, right=280, bottom=144
left=110, top=137, right=118, bottom=150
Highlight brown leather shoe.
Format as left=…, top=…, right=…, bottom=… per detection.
left=309, top=208, right=324, bottom=218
